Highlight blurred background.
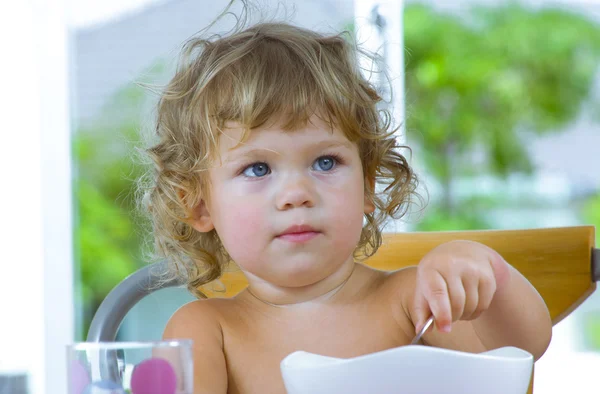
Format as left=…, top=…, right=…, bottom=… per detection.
left=2, top=0, right=599, bottom=392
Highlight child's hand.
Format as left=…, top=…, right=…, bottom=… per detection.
left=412, top=240, right=510, bottom=334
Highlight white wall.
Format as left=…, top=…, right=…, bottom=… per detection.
left=354, top=0, right=405, bottom=140
left=0, top=1, right=73, bottom=393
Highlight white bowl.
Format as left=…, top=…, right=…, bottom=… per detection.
left=280, top=345, right=533, bottom=394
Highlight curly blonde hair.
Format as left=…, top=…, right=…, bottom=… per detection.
left=140, top=19, right=419, bottom=297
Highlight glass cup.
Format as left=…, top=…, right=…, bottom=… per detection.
left=66, top=340, right=193, bottom=394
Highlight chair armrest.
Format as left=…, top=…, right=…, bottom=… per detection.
left=86, top=261, right=184, bottom=342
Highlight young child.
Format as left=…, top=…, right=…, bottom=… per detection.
left=140, top=13, right=552, bottom=394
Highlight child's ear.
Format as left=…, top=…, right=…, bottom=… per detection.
left=189, top=199, right=214, bottom=232
left=178, top=188, right=214, bottom=233
left=364, top=176, right=375, bottom=214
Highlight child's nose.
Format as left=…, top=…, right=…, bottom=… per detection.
left=275, top=174, right=315, bottom=210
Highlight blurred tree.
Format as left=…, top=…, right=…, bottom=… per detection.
left=73, top=63, right=165, bottom=339
left=582, top=193, right=600, bottom=245
left=73, top=118, right=145, bottom=339
left=584, top=313, right=600, bottom=351
left=581, top=192, right=600, bottom=351
left=403, top=4, right=600, bottom=229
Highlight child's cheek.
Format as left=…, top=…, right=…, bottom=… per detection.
left=220, top=200, right=267, bottom=263
left=330, top=208, right=363, bottom=248
left=327, top=184, right=365, bottom=251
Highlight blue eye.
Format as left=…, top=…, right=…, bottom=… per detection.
left=313, top=156, right=337, bottom=172
left=242, top=162, right=270, bottom=177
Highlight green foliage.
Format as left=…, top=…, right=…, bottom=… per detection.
left=583, top=312, right=600, bottom=351
left=413, top=206, right=491, bottom=232
left=413, top=193, right=504, bottom=230
left=73, top=87, right=151, bottom=339
left=582, top=193, right=600, bottom=245
left=404, top=3, right=600, bottom=229
left=72, top=60, right=168, bottom=339
left=580, top=194, right=600, bottom=352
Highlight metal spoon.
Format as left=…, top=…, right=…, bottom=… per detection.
left=411, top=316, right=435, bottom=345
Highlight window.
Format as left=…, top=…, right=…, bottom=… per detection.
left=400, top=1, right=600, bottom=390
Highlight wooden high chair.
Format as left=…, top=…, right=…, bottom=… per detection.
left=88, top=225, right=599, bottom=393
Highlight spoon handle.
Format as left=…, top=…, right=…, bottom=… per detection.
left=411, top=316, right=435, bottom=345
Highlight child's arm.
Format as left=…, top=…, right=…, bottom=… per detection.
left=163, top=300, right=228, bottom=394
left=407, top=240, right=552, bottom=360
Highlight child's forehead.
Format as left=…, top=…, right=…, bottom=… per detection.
left=218, top=116, right=354, bottom=152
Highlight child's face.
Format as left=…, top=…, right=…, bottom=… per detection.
left=195, top=115, right=374, bottom=288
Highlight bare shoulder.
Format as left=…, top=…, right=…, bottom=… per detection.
left=353, top=264, right=419, bottom=340
left=163, top=298, right=230, bottom=394
left=163, top=296, right=241, bottom=350
left=164, top=298, right=223, bottom=337
left=376, top=265, right=418, bottom=309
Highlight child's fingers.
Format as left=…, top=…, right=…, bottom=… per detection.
left=446, top=276, right=465, bottom=323
left=476, top=274, right=496, bottom=315
left=461, top=275, right=480, bottom=319
left=423, top=271, right=452, bottom=333
left=412, top=289, right=430, bottom=335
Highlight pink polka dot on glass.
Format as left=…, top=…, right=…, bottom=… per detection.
left=130, top=357, right=177, bottom=394
left=69, top=360, right=91, bottom=394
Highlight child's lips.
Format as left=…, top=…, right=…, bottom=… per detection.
left=276, top=225, right=321, bottom=243
left=277, top=231, right=321, bottom=243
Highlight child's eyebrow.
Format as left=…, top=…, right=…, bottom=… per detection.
left=222, top=139, right=354, bottom=165
left=222, top=147, right=280, bottom=165
left=314, top=140, right=355, bottom=150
